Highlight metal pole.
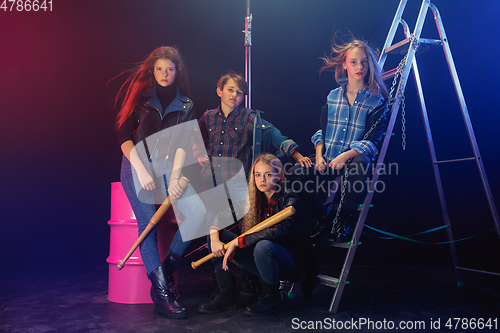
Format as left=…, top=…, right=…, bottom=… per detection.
left=243, top=0, right=252, bottom=109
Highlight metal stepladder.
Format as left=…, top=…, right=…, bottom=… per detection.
left=315, top=0, right=500, bottom=313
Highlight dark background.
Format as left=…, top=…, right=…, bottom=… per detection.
left=1, top=0, right=498, bottom=273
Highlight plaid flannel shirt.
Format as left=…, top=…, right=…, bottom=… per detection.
left=197, top=106, right=256, bottom=183
left=311, top=81, right=384, bottom=160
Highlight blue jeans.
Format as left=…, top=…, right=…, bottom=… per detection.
left=210, top=229, right=299, bottom=284
left=121, top=156, right=206, bottom=275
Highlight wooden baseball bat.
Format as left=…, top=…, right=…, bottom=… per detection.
left=116, top=176, right=190, bottom=270
left=191, top=206, right=296, bottom=269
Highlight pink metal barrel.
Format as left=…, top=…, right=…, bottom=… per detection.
left=107, top=182, right=178, bottom=304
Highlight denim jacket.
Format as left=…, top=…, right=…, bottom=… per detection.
left=253, top=109, right=298, bottom=164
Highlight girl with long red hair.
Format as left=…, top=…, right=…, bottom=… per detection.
left=116, top=46, right=205, bottom=319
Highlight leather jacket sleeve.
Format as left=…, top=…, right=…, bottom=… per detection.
left=117, top=109, right=140, bottom=146
left=363, top=98, right=390, bottom=154
left=208, top=200, right=248, bottom=231
left=241, top=192, right=298, bottom=247
left=194, top=115, right=209, bottom=159
left=319, top=103, right=329, bottom=155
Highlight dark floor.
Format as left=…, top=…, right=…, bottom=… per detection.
left=1, top=261, right=499, bottom=333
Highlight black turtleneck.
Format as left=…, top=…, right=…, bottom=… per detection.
left=156, top=83, right=177, bottom=113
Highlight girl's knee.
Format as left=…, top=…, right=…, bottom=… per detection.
left=254, top=240, right=274, bottom=257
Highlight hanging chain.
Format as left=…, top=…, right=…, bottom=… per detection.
left=331, top=163, right=350, bottom=234
left=409, top=33, right=420, bottom=52
left=401, top=93, right=407, bottom=150
left=388, top=33, right=420, bottom=151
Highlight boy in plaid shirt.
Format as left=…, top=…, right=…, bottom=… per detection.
left=195, top=73, right=310, bottom=313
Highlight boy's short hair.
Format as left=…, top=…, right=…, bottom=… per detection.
left=217, top=73, right=249, bottom=95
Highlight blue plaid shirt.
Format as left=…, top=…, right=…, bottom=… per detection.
left=198, top=106, right=256, bottom=183
left=311, top=81, right=384, bottom=160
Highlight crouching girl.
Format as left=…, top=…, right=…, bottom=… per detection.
left=222, top=153, right=318, bottom=316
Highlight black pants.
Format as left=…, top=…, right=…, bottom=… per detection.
left=284, top=154, right=372, bottom=221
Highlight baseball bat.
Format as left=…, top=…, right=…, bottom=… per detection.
left=191, top=206, right=295, bottom=269
left=117, top=176, right=190, bottom=270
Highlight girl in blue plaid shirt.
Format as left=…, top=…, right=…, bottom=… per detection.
left=288, top=38, right=390, bottom=243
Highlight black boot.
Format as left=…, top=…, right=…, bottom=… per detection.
left=302, top=254, right=319, bottom=302
left=244, top=282, right=282, bottom=316
left=239, top=270, right=262, bottom=306
left=309, top=203, right=337, bottom=244
left=198, top=269, right=238, bottom=313
left=331, top=211, right=357, bottom=243
left=162, top=251, right=184, bottom=276
left=240, top=271, right=262, bottom=297
left=148, top=266, right=188, bottom=319
left=164, top=251, right=187, bottom=311
left=331, top=220, right=353, bottom=242
left=150, top=252, right=186, bottom=311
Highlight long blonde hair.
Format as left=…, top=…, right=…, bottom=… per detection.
left=320, top=38, right=388, bottom=98
left=241, top=153, right=284, bottom=233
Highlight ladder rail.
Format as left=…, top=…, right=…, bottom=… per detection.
left=403, top=16, right=461, bottom=282
left=321, top=0, right=500, bottom=314
left=379, top=0, right=408, bottom=69
left=389, top=0, right=430, bottom=118
left=429, top=3, right=500, bottom=239
left=328, top=162, right=391, bottom=312
left=325, top=0, right=431, bottom=313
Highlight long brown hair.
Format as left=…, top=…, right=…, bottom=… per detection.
left=114, top=46, right=190, bottom=128
left=241, top=153, right=284, bottom=233
left=320, top=39, right=388, bottom=98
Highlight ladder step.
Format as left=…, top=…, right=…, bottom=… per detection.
left=322, top=239, right=362, bottom=248
left=417, top=38, right=443, bottom=53
left=382, top=68, right=398, bottom=81
left=317, top=274, right=339, bottom=288
left=383, top=37, right=412, bottom=55
left=323, top=239, right=352, bottom=248
left=317, top=274, right=349, bottom=288
left=382, top=37, right=442, bottom=81
left=435, top=157, right=476, bottom=164
left=326, top=204, right=371, bottom=211
left=383, top=37, right=442, bottom=55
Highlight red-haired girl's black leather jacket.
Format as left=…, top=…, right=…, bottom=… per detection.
left=118, top=87, right=194, bottom=160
